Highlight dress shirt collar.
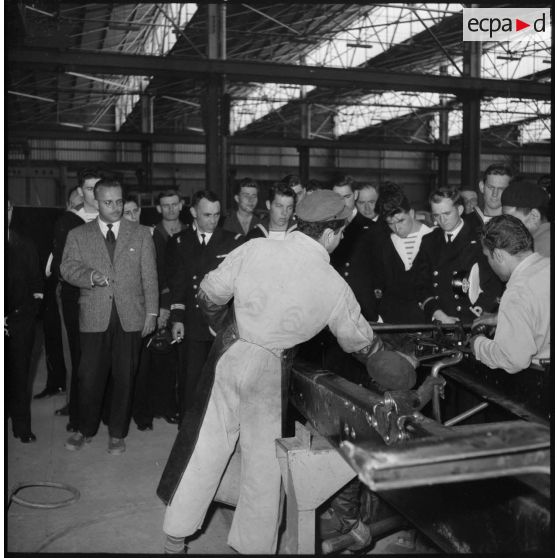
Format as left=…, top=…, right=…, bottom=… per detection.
left=445, top=218, right=464, bottom=242
left=197, top=229, right=213, bottom=245
left=98, top=218, right=121, bottom=239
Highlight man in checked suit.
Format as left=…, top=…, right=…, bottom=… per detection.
left=60, top=179, right=158, bottom=454
left=167, top=190, right=242, bottom=420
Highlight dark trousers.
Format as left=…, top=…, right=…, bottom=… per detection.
left=61, top=289, right=81, bottom=428
left=133, top=343, right=179, bottom=424
left=178, top=338, right=212, bottom=419
left=78, top=305, right=141, bottom=439
left=42, top=277, right=67, bottom=391
left=7, top=309, right=36, bottom=436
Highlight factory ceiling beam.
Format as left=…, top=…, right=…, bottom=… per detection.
left=8, top=48, right=551, bottom=100
left=7, top=128, right=550, bottom=156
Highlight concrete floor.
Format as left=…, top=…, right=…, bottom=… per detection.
left=6, top=326, right=437, bottom=554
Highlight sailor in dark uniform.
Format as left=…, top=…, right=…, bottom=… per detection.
left=167, top=190, right=243, bottom=419
left=414, top=187, right=503, bottom=324
left=331, top=177, right=384, bottom=321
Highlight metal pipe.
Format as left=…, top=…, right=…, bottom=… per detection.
left=431, top=352, right=463, bottom=422
left=370, top=322, right=472, bottom=332
left=444, top=402, right=489, bottom=426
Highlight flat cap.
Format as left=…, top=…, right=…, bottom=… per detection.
left=501, top=181, right=549, bottom=210
left=295, top=189, right=352, bottom=222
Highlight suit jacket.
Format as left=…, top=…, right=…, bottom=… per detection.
left=413, top=220, right=503, bottom=322
left=330, top=212, right=384, bottom=321
left=167, top=226, right=243, bottom=341
left=60, top=218, right=158, bottom=332
left=7, top=230, right=44, bottom=316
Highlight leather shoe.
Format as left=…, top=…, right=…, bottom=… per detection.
left=34, top=387, right=65, bottom=399
left=65, top=432, right=91, bottom=451
left=66, top=423, right=78, bottom=433
left=15, top=432, right=37, bottom=443
left=108, top=437, right=126, bottom=455
left=55, top=404, right=69, bottom=416
left=137, top=422, right=153, bottom=431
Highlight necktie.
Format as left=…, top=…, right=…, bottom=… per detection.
left=446, top=233, right=453, bottom=244
left=106, top=224, right=116, bottom=244
left=200, top=233, right=207, bottom=247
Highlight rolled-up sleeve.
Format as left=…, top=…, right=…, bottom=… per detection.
left=473, top=293, right=536, bottom=374
left=327, top=283, right=375, bottom=354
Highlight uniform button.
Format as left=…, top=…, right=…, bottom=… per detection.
left=452, top=270, right=458, bottom=275
left=456, top=306, right=462, bottom=311
left=435, top=296, right=439, bottom=300
left=193, top=285, right=198, bottom=290
left=344, top=272, right=349, bottom=277
left=345, top=262, right=350, bottom=267
left=192, top=275, right=197, bottom=280
left=195, top=304, right=199, bottom=309
left=433, top=283, right=438, bottom=288
left=454, top=294, right=459, bottom=299
left=433, top=271, right=439, bottom=276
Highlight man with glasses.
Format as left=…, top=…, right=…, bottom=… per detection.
left=223, top=177, right=261, bottom=236
left=60, top=179, right=158, bottom=455
left=51, top=170, right=102, bottom=427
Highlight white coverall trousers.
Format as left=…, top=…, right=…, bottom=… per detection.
left=163, top=340, right=283, bottom=554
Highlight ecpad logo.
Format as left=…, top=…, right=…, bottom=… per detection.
left=463, top=8, right=551, bottom=42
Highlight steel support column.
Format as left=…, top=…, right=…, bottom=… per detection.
left=460, top=37, right=482, bottom=189
left=298, top=146, right=310, bottom=185
left=204, top=3, right=227, bottom=200
left=140, top=94, right=154, bottom=190
left=299, top=93, right=310, bottom=184
left=437, top=65, right=450, bottom=188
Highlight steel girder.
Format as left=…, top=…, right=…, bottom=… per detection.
left=8, top=48, right=551, bottom=100
left=7, top=128, right=551, bottom=156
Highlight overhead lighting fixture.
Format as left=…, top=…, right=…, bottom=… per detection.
left=59, top=122, right=82, bottom=129
left=496, top=56, right=521, bottom=61
left=24, top=5, right=55, bottom=17
left=161, top=95, right=201, bottom=108
left=347, top=43, right=373, bottom=48
left=59, top=122, right=111, bottom=132
left=8, top=90, right=55, bottom=103
left=66, top=72, right=130, bottom=89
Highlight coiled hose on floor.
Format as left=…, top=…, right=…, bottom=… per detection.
left=8, top=481, right=80, bottom=510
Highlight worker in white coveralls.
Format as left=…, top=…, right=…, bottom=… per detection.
left=157, top=189, right=417, bottom=554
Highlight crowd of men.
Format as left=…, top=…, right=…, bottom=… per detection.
left=6, top=163, right=551, bottom=554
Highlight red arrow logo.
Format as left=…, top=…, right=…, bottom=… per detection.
left=516, top=18, right=530, bottom=31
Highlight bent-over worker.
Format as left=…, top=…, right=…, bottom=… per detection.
left=157, top=190, right=413, bottom=554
